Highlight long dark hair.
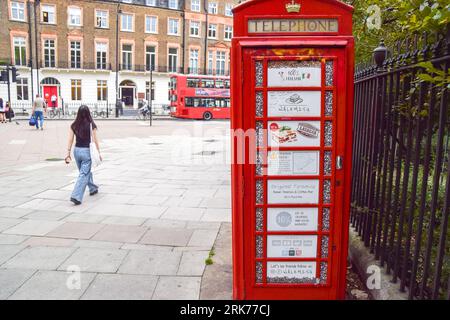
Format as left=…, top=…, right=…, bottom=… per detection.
left=71, top=105, right=96, bottom=139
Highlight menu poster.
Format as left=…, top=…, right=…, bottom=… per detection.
left=268, top=121, right=321, bottom=147
left=267, top=208, right=318, bottom=231
left=268, top=179, right=319, bottom=204
left=268, top=91, right=321, bottom=117
left=268, top=61, right=322, bottom=87
left=267, top=235, right=318, bottom=258
left=268, top=151, right=320, bottom=176
left=267, top=262, right=317, bottom=281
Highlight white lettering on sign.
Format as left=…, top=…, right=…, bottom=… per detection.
left=248, top=19, right=339, bottom=34
left=267, top=235, right=318, bottom=258
left=268, top=151, right=320, bottom=176
left=268, top=61, right=322, bottom=87
left=267, top=179, right=319, bottom=204
left=267, top=261, right=317, bottom=281
left=267, top=207, right=318, bottom=231
left=268, top=121, right=321, bottom=147
left=268, top=91, right=321, bottom=117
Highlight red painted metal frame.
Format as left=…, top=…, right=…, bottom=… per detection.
left=231, top=0, right=354, bottom=301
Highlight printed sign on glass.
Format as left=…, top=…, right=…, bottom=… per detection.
left=268, top=151, right=320, bottom=176
left=268, top=61, right=321, bottom=87
left=267, top=207, right=318, bottom=231
left=267, top=235, right=318, bottom=258
left=267, top=262, right=317, bottom=281
left=268, top=91, right=321, bottom=117
left=268, top=121, right=321, bottom=147
left=268, top=179, right=319, bottom=204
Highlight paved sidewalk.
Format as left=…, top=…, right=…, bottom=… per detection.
left=0, top=120, right=231, bottom=300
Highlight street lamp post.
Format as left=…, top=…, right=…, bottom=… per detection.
left=115, top=5, right=122, bottom=118
left=149, top=67, right=153, bottom=127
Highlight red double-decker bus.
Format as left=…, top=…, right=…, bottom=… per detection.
left=169, top=75, right=231, bottom=120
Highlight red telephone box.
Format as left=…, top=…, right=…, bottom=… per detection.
left=231, top=0, right=354, bottom=300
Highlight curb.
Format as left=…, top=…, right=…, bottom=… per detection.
left=348, top=227, right=408, bottom=300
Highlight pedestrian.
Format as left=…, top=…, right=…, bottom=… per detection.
left=0, top=98, right=5, bottom=123
left=65, top=105, right=102, bottom=205
left=32, top=94, right=47, bottom=130
left=5, top=102, right=12, bottom=123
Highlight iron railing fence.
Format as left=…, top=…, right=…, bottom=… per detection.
left=351, top=28, right=450, bottom=300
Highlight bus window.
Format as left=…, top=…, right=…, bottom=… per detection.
left=170, top=77, right=177, bottom=90
left=201, top=79, right=215, bottom=88
left=224, top=80, right=230, bottom=89
left=215, top=80, right=225, bottom=88
left=187, top=78, right=200, bottom=88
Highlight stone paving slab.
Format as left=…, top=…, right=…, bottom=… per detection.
left=0, top=218, right=24, bottom=232
left=140, top=227, right=194, bottom=247
left=0, top=269, right=36, bottom=300
left=21, top=237, right=76, bottom=247
left=0, top=208, right=33, bottom=219
left=0, top=234, right=29, bottom=245
left=47, top=222, right=105, bottom=240
left=0, top=245, right=25, bottom=265
left=59, top=248, right=128, bottom=273
left=177, top=251, right=209, bottom=276
left=161, top=207, right=206, bottom=221
left=2, top=246, right=76, bottom=270
left=3, top=220, right=65, bottom=236
left=91, top=225, right=147, bottom=243
left=8, top=270, right=96, bottom=300
left=81, top=274, right=158, bottom=300
left=152, top=276, right=201, bottom=300
left=118, top=250, right=182, bottom=276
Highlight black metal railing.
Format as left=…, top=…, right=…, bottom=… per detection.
left=351, top=28, right=450, bottom=300
left=39, top=61, right=112, bottom=71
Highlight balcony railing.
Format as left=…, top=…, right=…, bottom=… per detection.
left=39, top=61, right=112, bottom=71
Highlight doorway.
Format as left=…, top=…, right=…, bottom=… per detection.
left=119, top=80, right=136, bottom=107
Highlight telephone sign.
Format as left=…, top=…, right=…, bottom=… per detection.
left=231, top=0, right=355, bottom=300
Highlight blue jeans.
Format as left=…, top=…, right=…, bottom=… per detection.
left=34, top=111, right=44, bottom=129
left=71, top=147, right=98, bottom=202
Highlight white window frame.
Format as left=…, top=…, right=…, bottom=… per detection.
left=216, top=51, right=226, bottom=76
left=71, top=79, right=82, bottom=101
left=97, top=80, right=108, bottom=101
left=13, top=37, right=27, bottom=66
left=208, top=50, right=213, bottom=75
left=145, top=15, right=158, bottom=34
left=121, top=13, right=133, bottom=32
left=168, top=47, right=178, bottom=73
left=68, top=7, right=82, bottom=26
left=225, top=3, right=233, bottom=17
left=145, top=45, right=156, bottom=71
left=10, top=1, right=25, bottom=21
left=208, top=2, right=217, bottom=14
left=189, top=49, right=199, bottom=74
left=146, top=0, right=156, bottom=6
left=191, top=0, right=200, bottom=12
left=70, top=40, right=82, bottom=69
left=16, top=78, right=29, bottom=101
left=208, top=24, right=217, bottom=39
left=121, top=43, right=133, bottom=70
left=190, top=21, right=200, bottom=37
left=95, top=10, right=108, bottom=28
left=168, top=18, right=179, bottom=36
left=41, top=4, right=56, bottom=24
left=95, top=42, right=108, bottom=70
left=224, top=25, right=233, bottom=41
left=43, top=39, right=56, bottom=68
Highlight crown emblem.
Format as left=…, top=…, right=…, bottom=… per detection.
left=286, top=0, right=301, bottom=13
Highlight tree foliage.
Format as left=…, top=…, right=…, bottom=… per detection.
left=343, top=0, right=449, bottom=63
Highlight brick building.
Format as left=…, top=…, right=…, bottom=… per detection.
left=0, top=0, right=237, bottom=109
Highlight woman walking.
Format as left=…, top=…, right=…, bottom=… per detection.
left=0, top=98, right=6, bottom=123
left=65, top=105, right=102, bottom=205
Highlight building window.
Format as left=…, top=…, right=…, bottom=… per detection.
left=13, top=37, right=27, bottom=66
left=224, top=25, right=233, bottom=41
left=216, top=51, right=226, bottom=75
left=225, top=3, right=233, bottom=17
left=190, top=21, right=200, bottom=37
left=71, top=79, right=82, bottom=100
left=168, top=47, right=178, bottom=73
left=168, top=18, right=179, bottom=35
left=42, top=5, right=56, bottom=24
left=208, top=50, right=213, bottom=75
left=189, top=49, right=199, bottom=74
left=145, top=45, right=156, bottom=71
left=95, top=10, right=108, bottom=28
left=121, top=13, right=133, bottom=32
left=11, top=1, right=25, bottom=21
left=208, top=2, right=217, bottom=14
left=68, top=7, right=82, bottom=26
left=97, top=80, right=107, bottom=101
left=208, top=24, right=217, bottom=39
left=146, top=0, right=156, bottom=6
left=168, top=0, right=178, bottom=9
left=43, top=39, right=56, bottom=68
left=122, top=44, right=133, bottom=70
left=70, top=41, right=81, bottom=69
left=16, top=78, right=28, bottom=100
left=145, top=16, right=157, bottom=33
left=96, top=42, right=107, bottom=70
left=191, top=0, right=200, bottom=12
left=146, top=81, right=155, bottom=101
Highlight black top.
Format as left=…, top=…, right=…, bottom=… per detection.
left=74, top=122, right=97, bottom=148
